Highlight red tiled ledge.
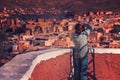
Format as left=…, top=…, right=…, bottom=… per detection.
left=0, top=48, right=72, bottom=80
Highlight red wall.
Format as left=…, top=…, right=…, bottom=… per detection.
left=29, top=52, right=120, bottom=80
left=29, top=52, right=71, bottom=80
left=88, top=54, right=120, bottom=80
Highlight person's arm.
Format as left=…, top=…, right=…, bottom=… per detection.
left=83, top=24, right=94, bottom=36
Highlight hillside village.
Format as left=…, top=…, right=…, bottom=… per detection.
left=0, top=8, right=120, bottom=66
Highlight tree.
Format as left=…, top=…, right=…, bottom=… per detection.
left=110, top=25, right=120, bottom=33
left=14, top=24, right=27, bottom=35
left=97, top=28, right=104, bottom=33
left=0, top=30, right=7, bottom=53
left=113, top=25, right=120, bottom=33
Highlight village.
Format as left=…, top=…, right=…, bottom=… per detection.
left=0, top=7, right=120, bottom=66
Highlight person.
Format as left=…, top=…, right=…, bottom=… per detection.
left=72, top=23, right=94, bottom=80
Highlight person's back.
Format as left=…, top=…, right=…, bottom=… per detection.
left=72, top=23, right=94, bottom=80
left=72, top=24, right=94, bottom=59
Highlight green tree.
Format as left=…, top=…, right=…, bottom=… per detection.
left=110, top=25, right=120, bottom=33
left=0, top=30, right=7, bottom=53
left=113, top=25, right=120, bottom=33
left=97, top=28, right=104, bottom=33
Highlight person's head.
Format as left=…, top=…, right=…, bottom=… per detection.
left=74, top=23, right=85, bottom=34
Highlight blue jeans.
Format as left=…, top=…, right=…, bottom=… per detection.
left=73, top=55, right=88, bottom=80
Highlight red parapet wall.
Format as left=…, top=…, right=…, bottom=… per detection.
left=30, top=53, right=120, bottom=80
left=0, top=48, right=120, bottom=80
left=88, top=54, right=120, bottom=80
left=29, top=53, right=71, bottom=80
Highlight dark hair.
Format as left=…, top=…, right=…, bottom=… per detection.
left=75, top=23, right=85, bottom=34
left=75, top=23, right=81, bottom=31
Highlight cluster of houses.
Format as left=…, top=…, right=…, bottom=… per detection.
left=0, top=8, right=120, bottom=65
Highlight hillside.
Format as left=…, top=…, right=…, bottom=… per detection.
left=0, top=0, right=120, bottom=14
